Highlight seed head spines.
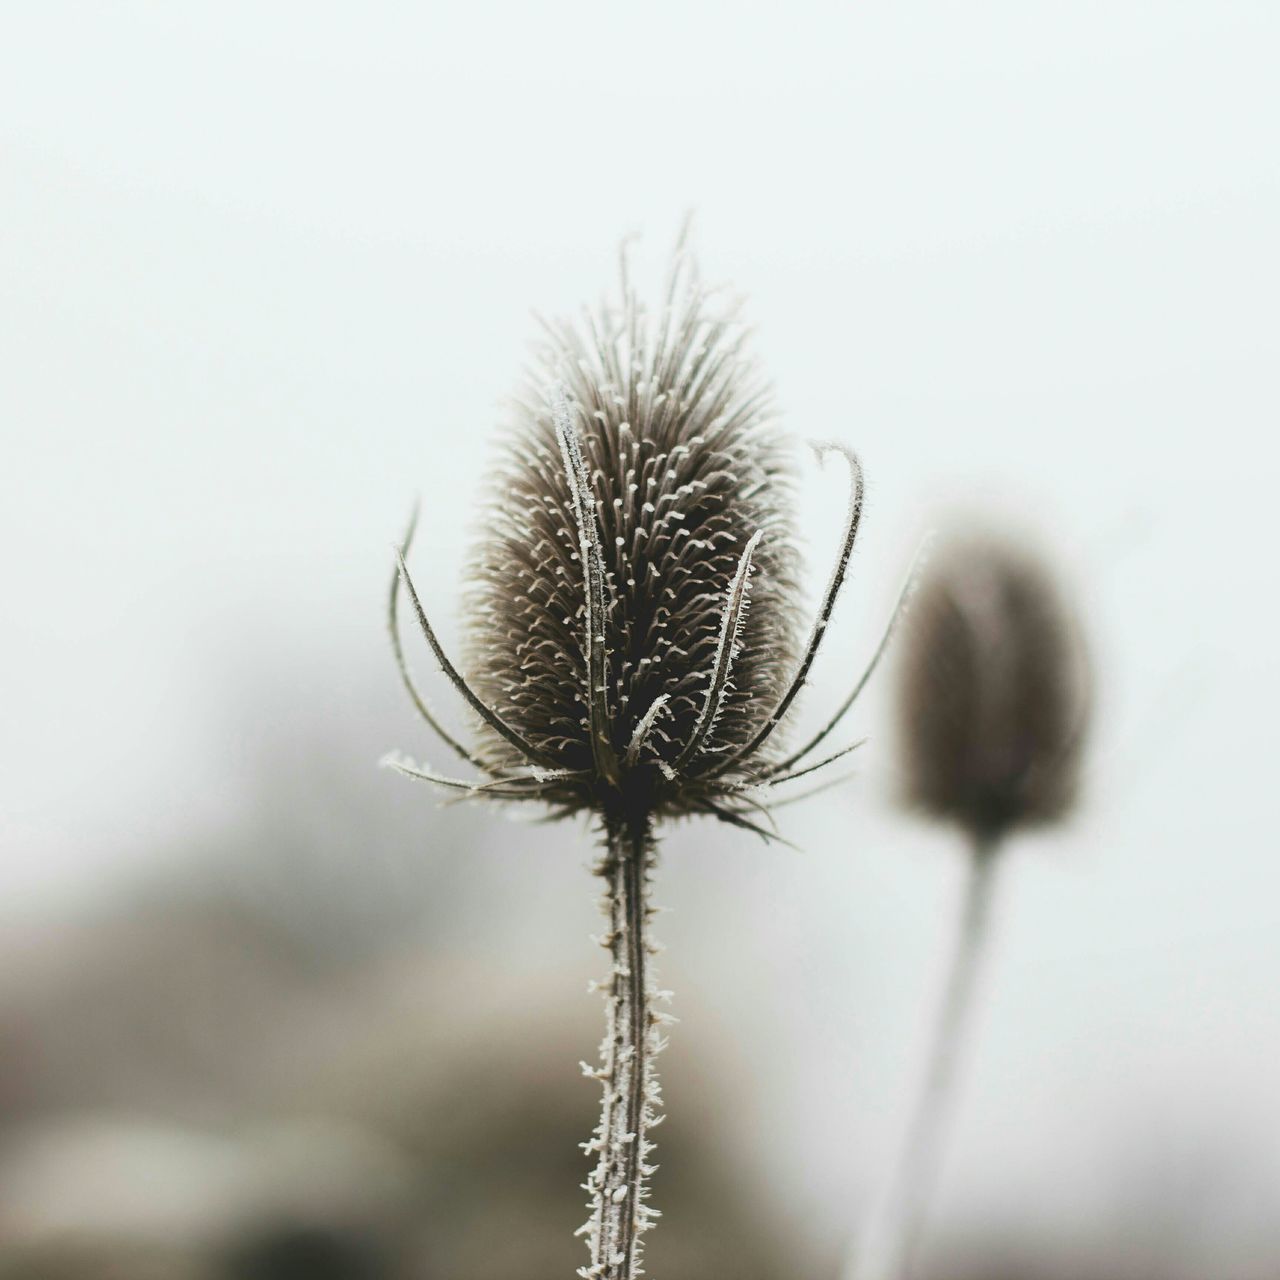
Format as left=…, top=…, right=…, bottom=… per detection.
left=387, top=235, right=891, bottom=840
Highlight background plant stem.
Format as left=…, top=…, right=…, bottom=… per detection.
left=851, top=835, right=1001, bottom=1280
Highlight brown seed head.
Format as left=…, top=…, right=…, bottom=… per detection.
left=896, top=529, right=1091, bottom=845
left=386, top=235, right=874, bottom=838
left=462, top=247, right=803, bottom=821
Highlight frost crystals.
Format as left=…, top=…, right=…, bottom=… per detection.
left=578, top=826, right=666, bottom=1280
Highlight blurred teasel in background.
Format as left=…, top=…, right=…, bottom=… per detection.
left=898, top=531, right=1090, bottom=846
left=384, top=229, right=891, bottom=1280
left=852, top=528, right=1092, bottom=1280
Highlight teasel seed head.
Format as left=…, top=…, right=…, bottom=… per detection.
left=895, top=528, right=1091, bottom=847
left=385, top=231, right=896, bottom=1280
left=386, top=231, right=888, bottom=837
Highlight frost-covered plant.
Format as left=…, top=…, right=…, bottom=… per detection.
left=385, top=232, right=888, bottom=1280
left=852, top=528, right=1091, bottom=1280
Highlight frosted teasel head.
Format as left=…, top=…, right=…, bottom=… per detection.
left=385, top=238, right=876, bottom=838
left=896, top=529, right=1092, bottom=846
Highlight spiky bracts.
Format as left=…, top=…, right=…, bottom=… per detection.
left=578, top=819, right=666, bottom=1280
left=387, top=239, right=881, bottom=829
left=461, top=245, right=805, bottom=820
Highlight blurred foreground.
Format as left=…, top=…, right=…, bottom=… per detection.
left=2, top=670, right=1277, bottom=1280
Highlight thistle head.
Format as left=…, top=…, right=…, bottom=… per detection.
left=895, top=528, right=1091, bottom=847
left=387, top=235, right=873, bottom=838
left=464, top=247, right=806, bottom=825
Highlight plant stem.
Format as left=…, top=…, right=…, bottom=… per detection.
left=850, top=836, right=1001, bottom=1280
left=580, top=815, right=664, bottom=1280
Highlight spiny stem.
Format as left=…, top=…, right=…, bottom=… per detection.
left=850, top=837, right=1001, bottom=1280
left=580, top=818, right=665, bottom=1280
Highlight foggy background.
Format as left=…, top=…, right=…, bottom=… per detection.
left=2, top=3, right=1277, bottom=1277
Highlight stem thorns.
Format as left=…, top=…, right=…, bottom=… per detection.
left=581, top=820, right=664, bottom=1280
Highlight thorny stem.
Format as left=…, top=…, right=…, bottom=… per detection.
left=580, top=816, right=665, bottom=1280
left=850, top=837, right=1001, bottom=1280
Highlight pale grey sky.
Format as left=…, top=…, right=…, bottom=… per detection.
left=2, top=0, right=1277, bottom=1262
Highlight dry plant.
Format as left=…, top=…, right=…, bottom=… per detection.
left=383, top=228, right=902, bottom=1280
left=851, top=528, right=1092, bottom=1280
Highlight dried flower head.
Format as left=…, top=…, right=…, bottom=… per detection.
left=896, top=529, right=1091, bottom=845
left=386, top=233, right=879, bottom=839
